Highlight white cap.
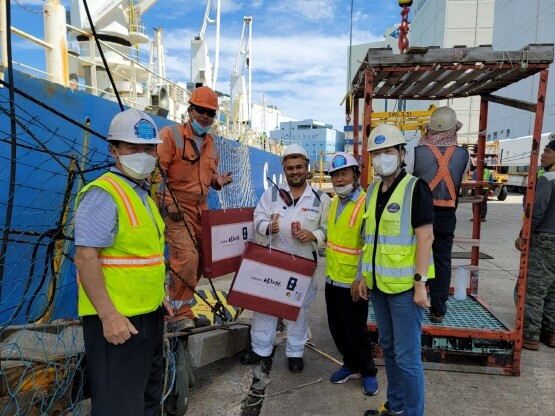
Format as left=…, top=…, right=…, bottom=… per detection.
left=329, top=152, right=359, bottom=173
left=367, top=124, right=406, bottom=152
left=281, top=143, right=309, bottom=163
left=107, top=109, right=163, bottom=144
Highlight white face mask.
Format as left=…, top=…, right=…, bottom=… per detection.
left=372, top=153, right=399, bottom=177
left=118, top=152, right=157, bottom=180
left=334, top=183, right=354, bottom=198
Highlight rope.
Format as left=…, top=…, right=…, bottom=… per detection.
left=248, top=378, right=324, bottom=398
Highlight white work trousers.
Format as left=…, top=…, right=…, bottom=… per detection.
left=250, top=276, right=318, bottom=358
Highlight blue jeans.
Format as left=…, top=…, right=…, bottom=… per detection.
left=371, top=288, right=425, bottom=416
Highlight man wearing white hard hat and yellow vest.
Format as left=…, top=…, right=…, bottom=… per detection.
left=326, top=152, right=379, bottom=396
left=74, top=109, right=173, bottom=416
left=357, top=124, right=435, bottom=416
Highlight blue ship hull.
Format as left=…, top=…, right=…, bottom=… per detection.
left=0, top=70, right=283, bottom=325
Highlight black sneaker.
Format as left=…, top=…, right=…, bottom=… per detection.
left=240, top=350, right=269, bottom=365
left=364, top=402, right=404, bottom=415
left=288, top=357, right=304, bottom=373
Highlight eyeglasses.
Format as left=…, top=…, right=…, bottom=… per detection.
left=331, top=155, right=347, bottom=169
left=193, top=106, right=217, bottom=117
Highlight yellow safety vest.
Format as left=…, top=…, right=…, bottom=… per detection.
left=482, top=168, right=492, bottom=191
left=361, top=175, right=434, bottom=294
left=326, top=191, right=366, bottom=284
left=77, top=172, right=166, bottom=317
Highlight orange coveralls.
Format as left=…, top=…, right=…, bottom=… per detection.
left=156, top=122, right=222, bottom=319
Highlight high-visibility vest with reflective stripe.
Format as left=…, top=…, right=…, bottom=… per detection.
left=77, top=172, right=166, bottom=317
left=326, top=191, right=366, bottom=284
left=361, top=175, right=434, bottom=294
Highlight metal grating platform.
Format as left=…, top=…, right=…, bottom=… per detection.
left=366, top=296, right=517, bottom=374
left=368, top=296, right=509, bottom=330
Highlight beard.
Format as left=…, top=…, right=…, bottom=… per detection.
left=287, top=174, right=307, bottom=188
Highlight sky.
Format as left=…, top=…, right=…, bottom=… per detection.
left=8, top=0, right=402, bottom=131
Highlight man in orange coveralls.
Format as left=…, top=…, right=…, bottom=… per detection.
left=156, top=86, right=233, bottom=330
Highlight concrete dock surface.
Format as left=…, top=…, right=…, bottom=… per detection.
left=189, top=193, right=555, bottom=416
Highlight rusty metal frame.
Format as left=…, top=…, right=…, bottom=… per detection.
left=350, top=44, right=553, bottom=375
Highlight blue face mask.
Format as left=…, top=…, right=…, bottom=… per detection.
left=191, top=119, right=211, bottom=135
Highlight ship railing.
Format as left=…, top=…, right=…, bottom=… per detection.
left=6, top=26, right=55, bottom=79
left=5, top=24, right=282, bottom=154
left=65, top=24, right=190, bottom=123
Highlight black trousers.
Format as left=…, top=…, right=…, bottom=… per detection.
left=429, top=210, right=456, bottom=317
left=83, top=307, right=165, bottom=416
left=480, top=188, right=489, bottom=219
left=325, top=282, right=377, bottom=377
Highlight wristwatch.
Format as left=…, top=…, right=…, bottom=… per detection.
left=414, top=273, right=428, bottom=282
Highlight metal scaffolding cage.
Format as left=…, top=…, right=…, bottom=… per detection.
left=350, top=43, right=554, bottom=375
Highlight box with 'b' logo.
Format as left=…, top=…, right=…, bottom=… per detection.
left=227, top=242, right=317, bottom=320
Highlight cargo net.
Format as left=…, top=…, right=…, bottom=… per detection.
left=0, top=90, right=106, bottom=414
left=0, top=83, right=261, bottom=414
left=213, top=135, right=258, bottom=209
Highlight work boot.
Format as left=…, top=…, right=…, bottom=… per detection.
left=540, top=330, right=555, bottom=348
left=240, top=350, right=270, bottom=365
left=193, top=316, right=211, bottom=328
left=288, top=357, right=304, bottom=373
left=522, top=338, right=540, bottom=350
left=430, top=312, right=444, bottom=324
left=168, top=317, right=195, bottom=332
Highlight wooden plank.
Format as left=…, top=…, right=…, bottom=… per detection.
left=421, top=68, right=467, bottom=97
left=374, top=70, right=405, bottom=96
left=354, top=44, right=554, bottom=100
left=388, top=70, right=424, bottom=96
left=451, top=68, right=521, bottom=97
left=440, top=68, right=484, bottom=96
left=400, top=69, right=445, bottom=97
left=364, top=44, right=553, bottom=67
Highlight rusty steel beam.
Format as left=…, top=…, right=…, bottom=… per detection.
left=361, top=68, right=373, bottom=189
left=514, top=69, right=549, bottom=374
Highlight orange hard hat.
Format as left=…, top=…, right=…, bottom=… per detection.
left=189, top=86, right=218, bottom=110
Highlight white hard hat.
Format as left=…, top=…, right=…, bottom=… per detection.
left=329, top=152, right=359, bottom=174
left=107, top=109, right=163, bottom=144
left=428, top=106, right=457, bottom=132
left=281, top=143, right=309, bottom=163
left=367, top=124, right=406, bottom=152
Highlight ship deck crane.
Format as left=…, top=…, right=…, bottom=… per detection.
left=191, top=0, right=220, bottom=89
left=230, top=16, right=252, bottom=130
